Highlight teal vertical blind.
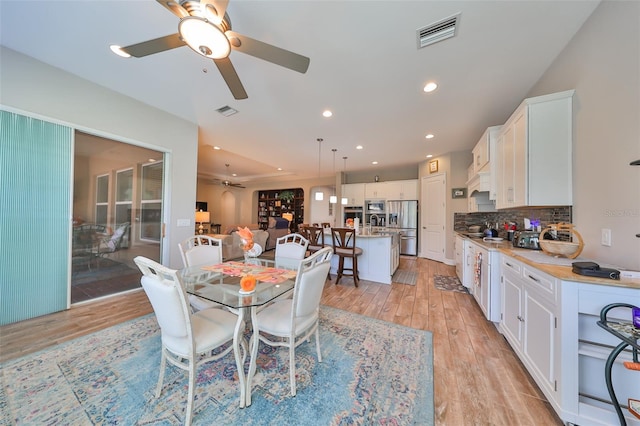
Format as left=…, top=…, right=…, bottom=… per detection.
left=0, top=110, right=72, bottom=325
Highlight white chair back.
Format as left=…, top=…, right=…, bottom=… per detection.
left=292, top=247, right=332, bottom=319
left=179, top=235, right=223, bottom=267
left=134, top=256, right=193, bottom=353
left=275, top=233, right=309, bottom=269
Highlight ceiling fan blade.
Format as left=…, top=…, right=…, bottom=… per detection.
left=201, top=0, right=228, bottom=22
left=121, top=33, right=185, bottom=58
left=213, top=57, right=248, bottom=99
left=155, top=0, right=189, bottom=18
left=226, top=31, right=310, bottom=74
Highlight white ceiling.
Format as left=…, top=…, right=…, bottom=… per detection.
left=0, top=0, right=600, bottom=184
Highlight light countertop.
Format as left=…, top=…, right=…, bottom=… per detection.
left=458, top=232, right=640, bottom=290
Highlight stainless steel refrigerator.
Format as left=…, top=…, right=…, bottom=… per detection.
left=387, top=200, right=418, bottom=255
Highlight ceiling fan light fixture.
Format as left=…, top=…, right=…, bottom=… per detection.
left=109, top=45, right=131, bottom=58
left=179, top=16, right=230, bottom=59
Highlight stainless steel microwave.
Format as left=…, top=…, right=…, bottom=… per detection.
left=365, top=200, right=385, bottom=213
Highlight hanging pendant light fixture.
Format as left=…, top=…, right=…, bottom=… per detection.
left=341, top=156, right=349, bottom=205
left=330, top=148, right=338, bottom=204
left=315, top=138, right=324, bottom=201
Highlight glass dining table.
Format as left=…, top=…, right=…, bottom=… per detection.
left=178, top=258, right=297, bottom=408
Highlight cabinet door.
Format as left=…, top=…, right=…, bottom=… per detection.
left=365, top=182, right=387, bottom=199
left=501, top=272, right=523, bottom=348
left=523, top=290, right=556, bottom=395
left=401, top=180, right=418, bottom=200
left=512, top=110, right=527, bottom=207
left=342, top=183, right=364, bottom=206
left=473, top=131, right=490, bottom=173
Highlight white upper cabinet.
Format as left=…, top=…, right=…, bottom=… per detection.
left=495, top=90, right=574, bottom=209
left=342, top=183, right=365, bottom=206
left=385, top=179, right=418, bottom=200
left=365, top=182, right=388, bottom=199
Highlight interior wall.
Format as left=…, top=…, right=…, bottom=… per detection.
left=1, top=46, right=199, bottom=269
left=526, top=1, right=640, bottom=269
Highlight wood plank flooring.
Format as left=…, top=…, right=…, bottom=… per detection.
left=0, top=256, right=562, bottom=425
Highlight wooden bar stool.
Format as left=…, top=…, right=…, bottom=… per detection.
left=330, top=227, right=362, bottom=287
left=300, top=225, right=331, bottom=280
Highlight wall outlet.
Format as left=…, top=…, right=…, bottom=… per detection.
left=177, top=219, right=191, bottom=227
left=601, top=228, right=612, bottom=246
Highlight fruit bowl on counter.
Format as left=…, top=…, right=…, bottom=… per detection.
left=539, top=223, right=584, bottom=259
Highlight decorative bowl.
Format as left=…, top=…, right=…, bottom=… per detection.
left=539, top=240, right=582, bottom=258
left=468, top=225, right=481, bottom=233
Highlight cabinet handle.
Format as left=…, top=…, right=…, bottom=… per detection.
left=527, top=274, right=540, bottom=283
left=505, top=262, right=513, bottom=268
left=517, top=315, right=525, bottom=322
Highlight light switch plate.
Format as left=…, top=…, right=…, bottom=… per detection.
left=601, top=228, right=612, bottom=246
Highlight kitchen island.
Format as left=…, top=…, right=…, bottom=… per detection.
left=324, top=228, right=400, bottom=285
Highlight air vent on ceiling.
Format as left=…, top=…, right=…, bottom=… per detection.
left=216, top=105, right=238, bottom=117
left=417, top=13, right=461, bottom=49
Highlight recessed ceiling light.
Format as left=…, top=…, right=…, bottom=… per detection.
left=232, top=173, right=237, bottom=177
left=148, top=158, right=156, bottom=162
left=356, top=145, right=363, bottom=150
left=277, top=167, right=283, bottom=171
left=110, top=45, right=131, bottom=58
left=426, top=154, right=433, bottom=158
left=425, top=134, right=434, bottom=139
left=322, top=110, right=333, bottom=118
left=372, top=161, right=378, bottom=165
left=213, top=146, right=221, bottom=150
left=423, top=82, right=438, bottom=92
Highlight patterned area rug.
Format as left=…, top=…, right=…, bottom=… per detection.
left=433, top=275, right=468, bottom=293
left=1, top=306, right=434, bottom=425
left=393, top=269, right=418, bottom=285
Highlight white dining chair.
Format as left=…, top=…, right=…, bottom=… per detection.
left=274, top=233, right=309, bottom=270
left=251, top=246, right=333, bottom=396
left=178, top=235, right=225, bottom=311
left=133, top=256, right=245, bottom=426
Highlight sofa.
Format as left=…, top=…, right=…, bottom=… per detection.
left=265, top=217, right=291, bottom=250
left=208, top=227, right=269, bottom=261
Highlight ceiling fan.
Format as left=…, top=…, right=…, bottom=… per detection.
left=116, top=0, right=310, bottom=99
left=219, top=163, right=245, bottom=188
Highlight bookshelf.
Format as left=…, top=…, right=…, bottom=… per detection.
left=257, top=188, right=304, bottom=230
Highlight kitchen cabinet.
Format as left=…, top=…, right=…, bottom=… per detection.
left=365, top=182, right=388, bottom=199
left=385, top=179, right=418, bottom=200
left=498, top=253, right=640, bottom=425
left=454, top=234, right=465, bottom=282
left=342, top=183, right=365, bottom=206
left=500, top=256, right=559, bottom=403
left=495, top=90, right=574, bottom=209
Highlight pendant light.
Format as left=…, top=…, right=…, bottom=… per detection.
left=341, top=156, right=349, bottom=205
left=329, top=148, right=338, bottom=204
left=314, top=138, right=324, bottom=201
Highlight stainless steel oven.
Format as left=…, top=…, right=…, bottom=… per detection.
left=343, top=206, right=363, bottom=225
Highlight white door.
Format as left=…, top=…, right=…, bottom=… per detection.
left=420, top=174, right=445, bottom=261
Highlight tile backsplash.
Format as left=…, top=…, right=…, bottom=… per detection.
left=454, top=206, right=572, bottom=237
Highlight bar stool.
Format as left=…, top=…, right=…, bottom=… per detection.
left=300, top=225, right=331, bottom=280
left=330, top=227, right=362, bottom=287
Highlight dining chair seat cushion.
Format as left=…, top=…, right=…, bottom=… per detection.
left=307, top=244, right=324, bottom=252
left=163, top=307, right=238, bottom=358
left=256, top=299, right=317, bottom=336
left=188, top=294, right=222, bottom=312
left=334, top=246, right=363, bottom=257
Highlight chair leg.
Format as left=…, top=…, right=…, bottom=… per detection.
left=155, top=349, right=167, bottom=398
left=335, top=256, right=344, bottom=284
left=315, top=327, right=322, bottom=363
left=353, top=257, right=359, bottom=287
left=185, top=358, right=196, bottom=426
left=289, top=342, right=297, bottom=396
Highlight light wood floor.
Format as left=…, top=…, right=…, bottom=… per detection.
left=0, top=256, right=562, bottom=425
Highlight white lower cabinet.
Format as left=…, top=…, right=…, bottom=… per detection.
left=500, top=255, right=640, bottom=426
left=500, top=256, right=558, bottom=403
